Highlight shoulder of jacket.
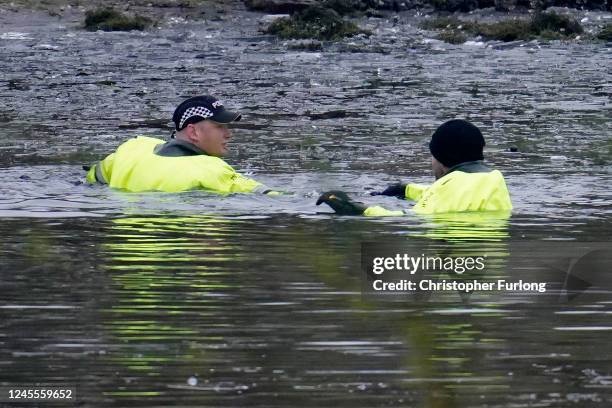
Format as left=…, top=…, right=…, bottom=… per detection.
left=118, top=136, right=164, bottom=147
left=440, top=169, right=504, bottom=182
left=189, top=155, right=235, bottom=171
left=431, top=171, right=463, bottom=188
left=134, top=136, right=164, bottom=144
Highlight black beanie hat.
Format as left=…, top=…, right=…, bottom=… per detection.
left=429, top=119, right=485, bottom=168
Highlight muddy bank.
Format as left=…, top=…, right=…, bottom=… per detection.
left=2, top=0, right=610, bottom=20
left=2, top=0, right=610, bottom=47
left=245, top=0, right=611, bottom=13
left=0, top=0, right=242, bottom=22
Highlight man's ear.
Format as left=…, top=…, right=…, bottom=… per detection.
left=185, top=124, right=198, bottom=143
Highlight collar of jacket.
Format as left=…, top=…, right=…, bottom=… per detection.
left=154, top=139, right=209, bottom=157
left=447, top=160, right=491, bottom=175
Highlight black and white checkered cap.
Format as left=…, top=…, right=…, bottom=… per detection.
left=172, top=95, right=241, bottom=131
left=179, top=106, right=213, bottom=129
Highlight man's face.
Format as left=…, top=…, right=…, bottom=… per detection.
left=431, top=156, right=447, bottom=180
left=191, top=120, right=231, bottom=157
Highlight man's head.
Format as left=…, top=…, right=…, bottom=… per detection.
left=429, top=119, right=485, bottom=179
left=172, top=95, right=241, bottom=157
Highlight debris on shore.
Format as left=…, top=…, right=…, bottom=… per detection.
left=263, top=5, right=370, bottom=40
left=84, top=8, right=152, bottom=31
left=245, top=0, right=611, bottom=12
left=597, top=23, right=612, bottom=40
left=422, top=10, right=584, bottom=43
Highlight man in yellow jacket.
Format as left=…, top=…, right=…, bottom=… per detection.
left=316, top=119, right=512, bottom=216
left=86, top=95, right=277, bottom=195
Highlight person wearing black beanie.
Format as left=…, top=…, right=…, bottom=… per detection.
left=429, top=119, right=485, bottom=177
left=317, top=119, right=512, bottom=216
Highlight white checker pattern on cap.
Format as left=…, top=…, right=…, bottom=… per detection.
left=179, top=106, right=213, bottom=129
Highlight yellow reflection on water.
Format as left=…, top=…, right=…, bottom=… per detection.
left=100, top=214, right=243, bottom=378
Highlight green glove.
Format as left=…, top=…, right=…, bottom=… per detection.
left=316, top=190, right=367, bottom=216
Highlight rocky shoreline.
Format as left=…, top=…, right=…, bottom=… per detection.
left=2, top=0, right=609, bottom=17
left=245, top=0, right=610, bottom=12
left=0, top=0, right=610, bottom=43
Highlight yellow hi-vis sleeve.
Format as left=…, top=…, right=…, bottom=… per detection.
left=231, top=175, right=285, bottom=196
left=363, top=206, right=405, bottom=217
left=405, top=183, right=430, bottom=201
left=85, top=137, right=284, bottom=195
left=412, top=170, right=512, bottom=214
left=226, top=172, right=263, bottom=194
left=86, top=152, right=115, bottom=184
left=360, top=183, right=430, bottom=216
left=86, top=166, right=97, bottom=183
left=364, top=171, right=512, bottom=217
left=264, top=190, right=283, bottom=196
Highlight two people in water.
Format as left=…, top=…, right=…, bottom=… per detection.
left=86, top=95, right=512, bottom=216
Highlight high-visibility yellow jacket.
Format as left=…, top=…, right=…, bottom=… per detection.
left=364, top=161, right=512, bottom=216
left=86, top=136, right=272, bottom=194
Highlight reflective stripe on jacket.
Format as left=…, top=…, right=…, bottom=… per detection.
left=86, top=136, right=264, bottom=194
left=364, top=162, right=512, bottom=216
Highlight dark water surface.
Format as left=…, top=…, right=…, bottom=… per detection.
left=1, top=6, right=611, bottom=408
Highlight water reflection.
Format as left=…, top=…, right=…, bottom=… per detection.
left=1, top=213, right=611, bottom=406
left=99, top=215, right=244, bottom=394
left=89, top=214, right=513, bottom=405
left=419, top=211, right=511, bottom=241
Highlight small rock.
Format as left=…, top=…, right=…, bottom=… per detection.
left=259, top=14, right=289, bottom=25
left=307, top=110, right=347, bottom=120
left=7, top=79, right=30, bottom=91
left=33, top=44, right=60, bottom=51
